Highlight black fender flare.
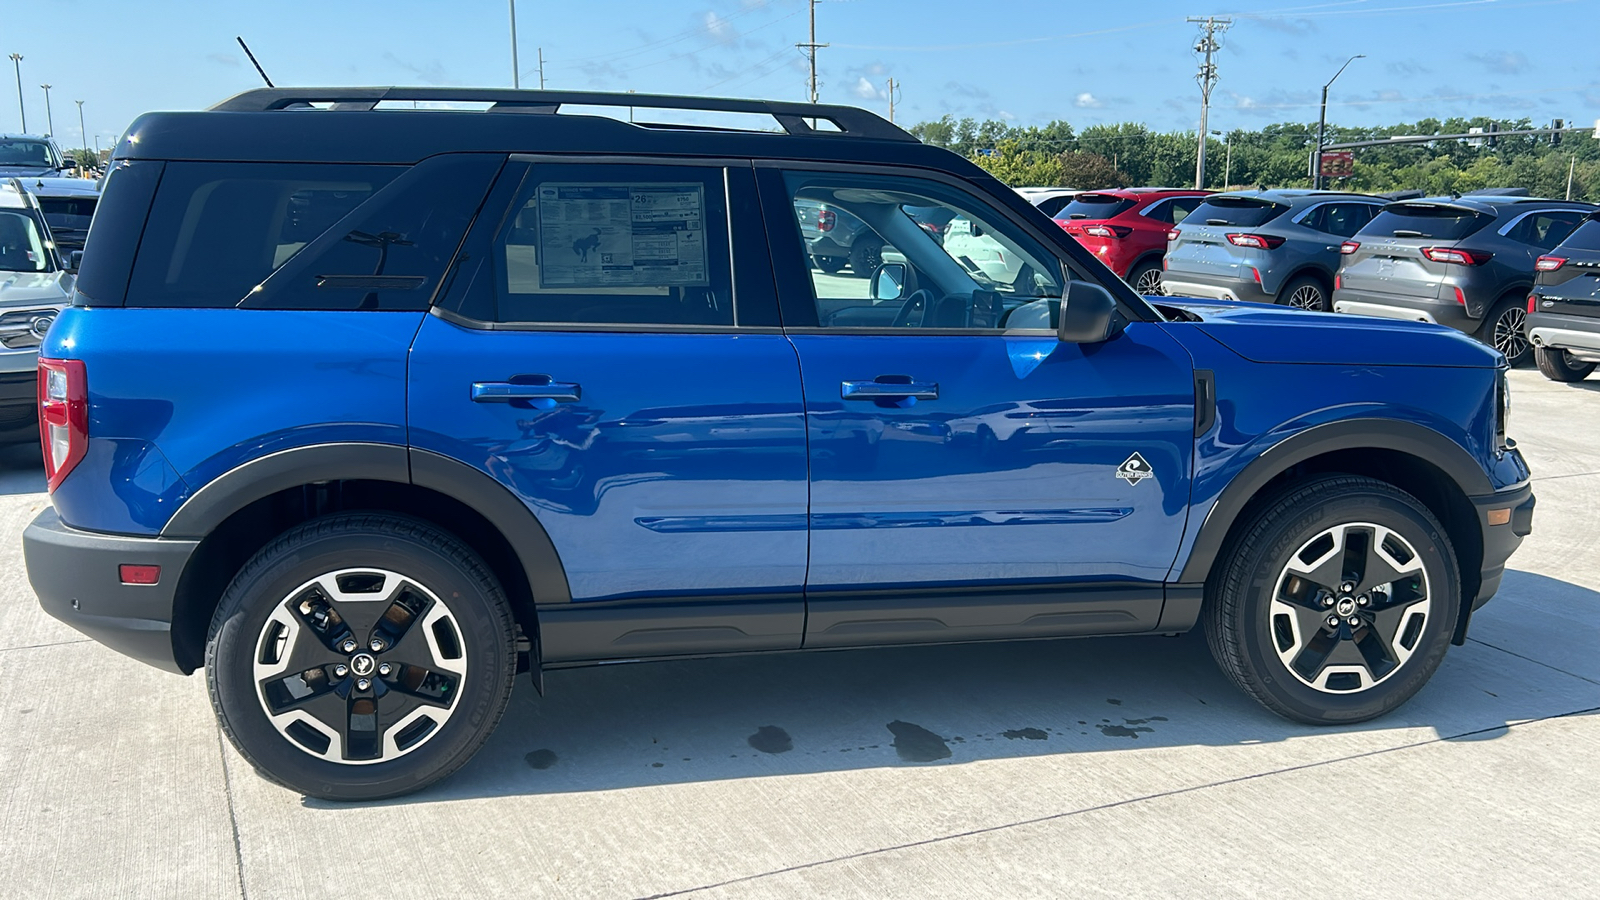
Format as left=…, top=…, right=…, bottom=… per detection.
left=1176, top=418, right=1492, bottom=584
left=161, top=442, right=571, bottom=604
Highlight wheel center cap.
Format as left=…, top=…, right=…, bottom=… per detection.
left=350, top=652, right=377, bottom=677
left=1335, top=597, right=1357, bottom=617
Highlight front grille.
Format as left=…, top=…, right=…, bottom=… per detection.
left=0, top=308, right=59, bottom=350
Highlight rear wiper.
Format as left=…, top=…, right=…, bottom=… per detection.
left=1069, top=213, right=1088, bottom=219
left=1392, top=229, right=1425, bottom=238
left=1205, top=218, right=1229, bottom=226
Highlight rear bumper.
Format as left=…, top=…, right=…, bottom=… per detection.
left=1467, top=481, right=1535, bottom=616
left=1332, top=291, right=1477, bottom=332
left=23, top=507, right=198, bottom=674
left=0, top=371, right=38, bottom=445
left=1162, top=273, right=1273, bottom=304
left=1526, top=312, right=1600, bottom=359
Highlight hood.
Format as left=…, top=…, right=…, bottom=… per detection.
left=0, top=164, right=59, bottom=178
left=0, top=271, right=72, bottom=308
left=23, top=175, right=99, bottom=198
left=1155, top=298, right=1501, bottom=368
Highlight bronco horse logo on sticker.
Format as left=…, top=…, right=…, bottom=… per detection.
left=1116, top=452, right=1154, bottom=485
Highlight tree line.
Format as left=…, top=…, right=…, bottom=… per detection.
left=907, top=116, right=1600, bottom=202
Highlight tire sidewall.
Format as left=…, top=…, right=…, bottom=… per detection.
left=1232, top=487, right=1459, bottom=723
left=208, top=520, right=514, bottom=801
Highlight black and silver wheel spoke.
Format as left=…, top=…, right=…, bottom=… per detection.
left=254, top=568, right=468, bottom=764
left=1494, top=308, right=1528, bottom=358
left=1270, top=522, right=1431, bottom=693
left=1135, top=269, right=1165, bottom=295
left=1289, top=285, right=1323, bottom=310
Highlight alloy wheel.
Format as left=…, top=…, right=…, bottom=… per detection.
left=1492, top=306, right=1529, bottom=360
left=1134, top=267, right=1165, bottom=295
left=1288, top=284, right=1325, bottom=311
left=1268, top=523, right=1432, bottom=693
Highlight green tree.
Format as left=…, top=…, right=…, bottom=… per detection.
left=1056, top=151, right=1131, bottom=190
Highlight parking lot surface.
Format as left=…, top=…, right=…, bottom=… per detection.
left=1, top=368, right=1596, bottom=899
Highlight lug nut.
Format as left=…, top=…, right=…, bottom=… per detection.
left=1326, top=615, right=1340, bottom=628
left=356, top=678, right=371, bottom=691
left=1357, top=595, right=1370, bottom=606
left=379, top=663, right=392, bottom=676
left=340, top=639, right=357, bottom=654
left=1347, top=616, right=1361, bottom=627
left=1321, top=596, right=1335, bottom=608
left=1340, top=582, right=1356, bottom=594
left=370, top=638, right=386, bottom=652
left=333, top=664, right=348, bottom=678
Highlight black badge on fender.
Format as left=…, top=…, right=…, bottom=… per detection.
left=1117, top=452, right=1154, bottom=485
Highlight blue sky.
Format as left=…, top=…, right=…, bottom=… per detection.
left=8, top=0, right=1596, bottom=149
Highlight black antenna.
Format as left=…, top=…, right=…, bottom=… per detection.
left=236, top=37, right=274, bottom=88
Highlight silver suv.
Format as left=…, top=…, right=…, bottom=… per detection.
left=1163, top=190, right=1385, bottom=311
left=1332, top=195, right=1596, bottom=364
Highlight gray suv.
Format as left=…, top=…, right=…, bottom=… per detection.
left=1163, top=190, right=1384, bottom=310
left=1332, top=195, right=1596, bottom=364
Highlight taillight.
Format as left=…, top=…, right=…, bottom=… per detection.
left=1340, top=241, right=1360, bottom=255
left=1083, top=224, right=1132, bottom=239
left=1422, top=247, right=1492, bottom=266
left=1226, top=233, right=1286, bottom=250
left=1167, top=229, right=1180, bottom=242
left=37, top=358, right=87, bottom=492
left=816, top=209, right=836, bottom=233
left=1535, top=256, right=1566, bottom=272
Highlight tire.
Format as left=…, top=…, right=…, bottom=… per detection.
left=1278, top=275, right=1329, bottom=312
left=814, top=255, right=845, bottom=274
left=1478, top=297, right=1532, bottom=366
left=207, top=513, right=518, bottom=801
left=1127, top=259, right=1166, bottom=296
left=1534, top=346, right=1594, bottom=382
left=1204, top=475, right=1460, bottom=725
left=849, top=238, right=884, bottom=278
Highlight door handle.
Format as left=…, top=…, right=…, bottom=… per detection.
left=471, top=380, right=582, bottom=403
left=841, top=380, right=939, bottom=401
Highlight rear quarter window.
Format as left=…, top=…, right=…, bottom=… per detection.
left=1360, top=204, right=1490, bottom=240
left=1186, top=197, right=1289, bottom=228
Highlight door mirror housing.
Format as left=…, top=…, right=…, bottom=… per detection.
left=1057, top=281, right=1122, bottom=344
left=871, top=262, right=906, bottom=301
left=67, top=250, right=84, bottom=273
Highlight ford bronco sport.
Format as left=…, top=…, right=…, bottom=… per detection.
left=25, top=88, right=1534, bottom=800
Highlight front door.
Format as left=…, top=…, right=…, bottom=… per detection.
left=759, top=167, right=1196, bottom=646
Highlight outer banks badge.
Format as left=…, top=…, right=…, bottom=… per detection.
left=1116, top=452, right=1154, bottom=485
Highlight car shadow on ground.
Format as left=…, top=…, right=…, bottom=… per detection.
left=0, top=445, right=44, bottom=496
left=309, top=569, right=1600, bottom=808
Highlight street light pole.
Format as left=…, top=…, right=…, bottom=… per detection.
left=7, top=54, right=23, bottom=133
left=509, top=0, right=521, bottom=88
left=75, top=100, right=87, bottom=157
left=1314, top=53, right=1364, bottom=190
left=40, top=83, right=53, bottom=136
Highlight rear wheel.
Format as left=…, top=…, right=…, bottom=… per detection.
left=814, top=255, right=845, bottom=274
left=1479, top=297, right=1531, bottom=366
left=1205, top=475, right=1459, bottom=724
left=1279, top=275, right=1329, bottom=312
left=207, top=513, right=518, bottom=801
left=849, top=238, right=884, bottom=278
left=1534, top=346, right=1595, bottom=382
left=1128, top=259, right=1166, bottom=296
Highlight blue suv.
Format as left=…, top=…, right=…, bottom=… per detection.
left=24, top=89, right=1534, bottom=800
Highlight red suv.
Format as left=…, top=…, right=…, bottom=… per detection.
left=1053, top=188, right=1213, bottom=295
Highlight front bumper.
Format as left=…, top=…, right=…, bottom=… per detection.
left=1332, top=290, right=1478, bottom=333
left=1162, top=272, right=1274, bottom=304
left=23, top=507, right=199, bottom=673
left=1464, top=481, right=1535, bottom=627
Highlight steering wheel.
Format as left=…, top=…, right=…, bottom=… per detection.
left=891, top=289, right=935, bottom=328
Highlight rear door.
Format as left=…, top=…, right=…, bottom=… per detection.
left=410, top=158, right=808, bottom=659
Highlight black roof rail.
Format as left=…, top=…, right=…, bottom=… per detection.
left=207, top=87, right=918, bottom=143
left=4, top=177, right=41, bottom=212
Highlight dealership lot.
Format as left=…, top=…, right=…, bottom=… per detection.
left=0, top=367, right=1594, bottom=898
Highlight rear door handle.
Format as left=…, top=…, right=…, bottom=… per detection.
left=471, top=380, right=582, bottom=403
left=841, top=380, right=939, bottom=400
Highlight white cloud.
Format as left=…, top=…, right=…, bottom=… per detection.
left=1075, top=92, right=1103, bottom=109
left=705, top=11, right=733, bottom=39
left=854, top=77, right=882, bottom=100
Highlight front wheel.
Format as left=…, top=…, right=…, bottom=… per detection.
left=207, top=514, right=518, bottom=801
left=1204, top=475, right=1459, bottom=724
left=1534, top=346, right=1596, bottom=382
left=1479, top=297, right=1531, bottom=366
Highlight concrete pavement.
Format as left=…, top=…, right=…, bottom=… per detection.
left=1, top=368, right=1596, bottom=899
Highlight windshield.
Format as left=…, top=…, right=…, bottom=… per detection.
left=1362, top=204, right=1490, bottom=240
left=0, top=140, right=57, bottom=169
left=0, top=210, right=53, bottom=272
left=1187, top=196, right=1289, bottom=227
left=1055, top=194, right=1135, bottom=221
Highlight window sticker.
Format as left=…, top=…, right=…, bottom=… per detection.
left=535, top=183, right=708, bottom=288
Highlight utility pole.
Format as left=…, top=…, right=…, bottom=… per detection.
left=886, top=77, right=899, bottom=123
left=797, top=0, right=828, bottom=103
left=75, top=100, right=86, bottom=156
left=1212, top=129, right=1231, bottom=189
left=538, top=47, right=546, bottom=90
left=509, top=0, right=521, bottom=88
left=1187, top=17, right=1230, bottom=189
left=8, top=54, right=23, bottom=133
left=40, top=84, right=53, bottom=136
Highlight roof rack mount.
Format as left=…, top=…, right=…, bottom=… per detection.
left=207, top=87, right=917, bottom=143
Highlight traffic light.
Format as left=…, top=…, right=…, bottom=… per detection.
left=1487, top=122, right=1498, bottom=148
left=1553, top=119, right=1563, bottom=146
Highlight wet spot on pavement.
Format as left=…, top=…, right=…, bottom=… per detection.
left=524, top=749, right=558, bottom=770
left=747, top=725, right=793, bottom=754
left=1096, top=717, right=1167, bottom=739
left=887, top=720, right=952, bottom=762
left=1002, top=727, right=1049, bottom=741
left=1107, top=698, right=1122, bottom=706
left=651, top=762, right=664, bottom=768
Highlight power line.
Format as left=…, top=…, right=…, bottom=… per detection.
left=1188, top=16, right=1232, bottom=189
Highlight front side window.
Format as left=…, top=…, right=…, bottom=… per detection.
left=0, top=210, right=52, bottom=273
left=782, top=171, right=1064, bottom=330
left=457, top=163, right=733, bottom=327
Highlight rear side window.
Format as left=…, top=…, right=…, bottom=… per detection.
left=1556, top=217, right=1600, bottom=252
left=1508, top=210, right=1585, bottom=252
left=1187, top=196, right=1289, bottom=228
left=1143, top=197, right=1205, bottom=225
left=1056, top=194, right=1135, bottom=221
left=1361, top=204, right=1490, bottom=240
left=1302, top=203, right=1377, bottom=238
left=127, top=163, right=400, bottom=308
left=73, top=160, right=164, bottom=306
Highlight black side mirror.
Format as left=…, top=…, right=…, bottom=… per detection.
left=871, top=262, right=906, bottom=301
left=1057, top=281, right=1122, bottom=344
left=67, top=250, right=83, bottom=273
